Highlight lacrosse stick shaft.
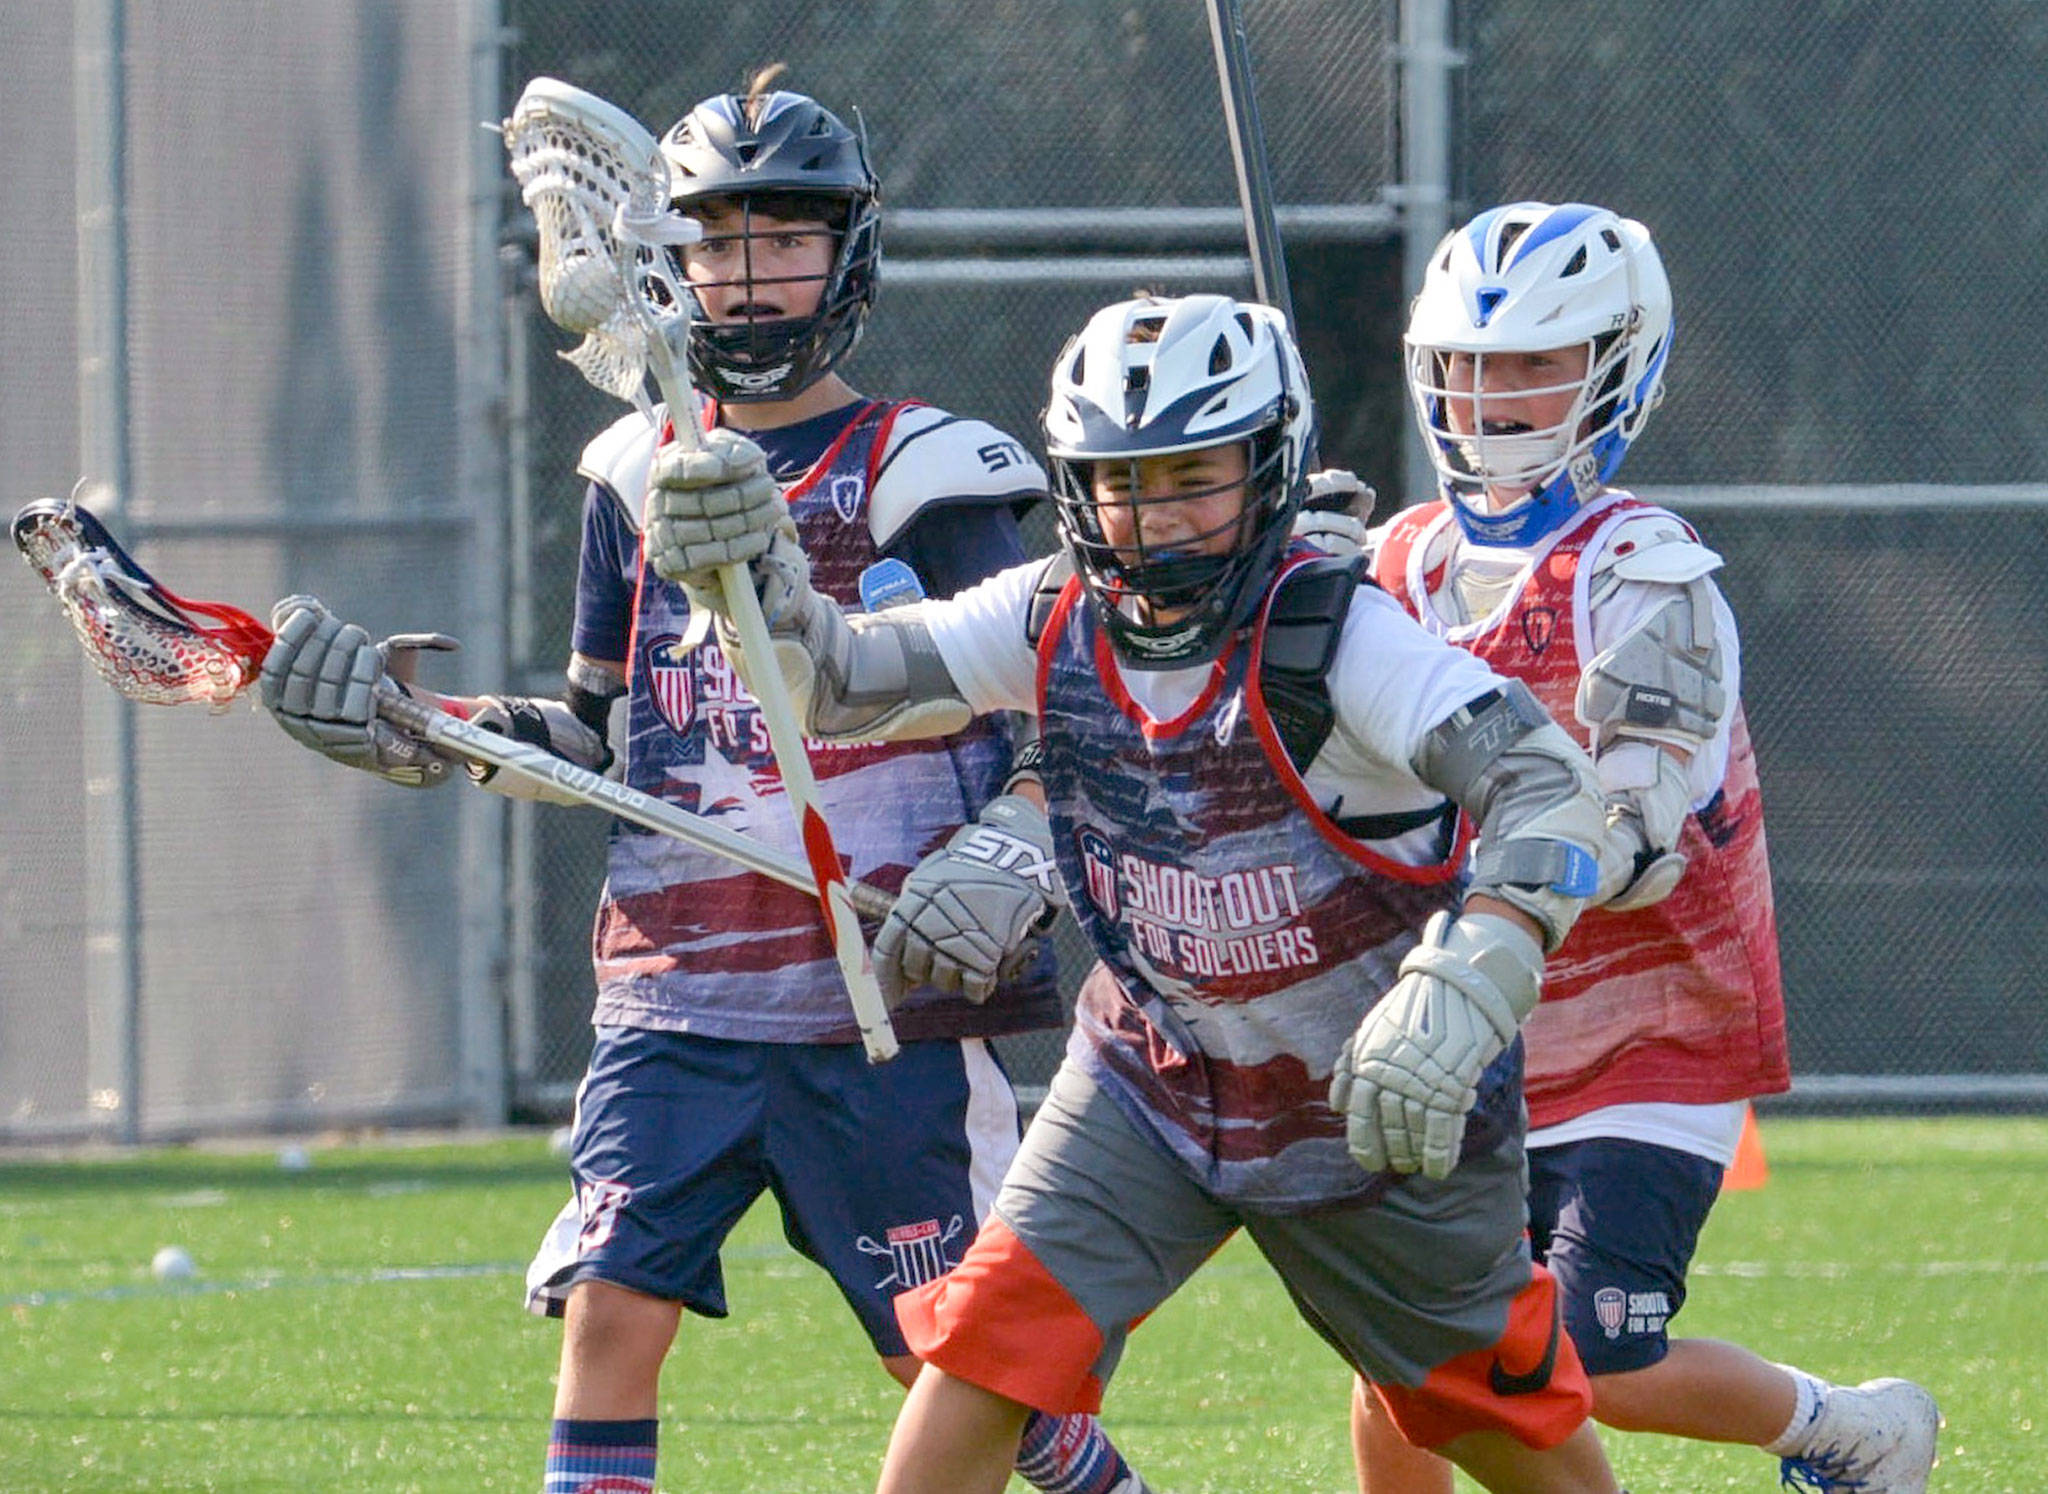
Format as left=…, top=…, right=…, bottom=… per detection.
left=377, top=686, right=891, bottom=922
left=10, top=494, right=894, bottom=926
left=1205, top=0, right=1294, bottom=327
left=715, top=568, right=897, bottom=1057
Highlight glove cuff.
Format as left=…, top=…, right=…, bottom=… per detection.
left=968, top=793, right=1066, bottom=912
left=1401, top=910, right=1544, bottom=1031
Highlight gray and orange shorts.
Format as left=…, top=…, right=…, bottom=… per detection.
left=895, top=1059, right=1591, bottom=1451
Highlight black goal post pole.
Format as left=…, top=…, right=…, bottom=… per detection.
left=1204, top=0, right=1294, bottom=329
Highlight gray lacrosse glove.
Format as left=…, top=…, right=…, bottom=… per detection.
left=874, top=795, right=1064, bottom=1008
left=258, top=596, right=459, bottom=788
left=1329, top=911, right=1543, bottom=1180
left=644, top=426, right=783, bottom=596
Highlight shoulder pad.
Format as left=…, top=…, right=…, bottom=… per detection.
left=1022, top=551, right=1076, bottom=649
left=869, top=407, right=1048, bottom=551
left=1259, top=554, right=1364, bottom=774
left=575, top=410, right=660, bottom=521
left=1263, top=553, right=1364, bottom=682
left=1595, top=513, right=1724, bottom=585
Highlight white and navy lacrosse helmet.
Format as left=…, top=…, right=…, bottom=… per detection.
left=1043, top=294, right=1315, bottom=668
left=1406, top=201, right=1672, bottom=546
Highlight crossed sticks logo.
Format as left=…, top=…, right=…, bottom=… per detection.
left=857, top=1215, right=966, bottom=1291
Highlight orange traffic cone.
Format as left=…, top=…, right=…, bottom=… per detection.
left=1721, top=1103, right=1769, bottom=1191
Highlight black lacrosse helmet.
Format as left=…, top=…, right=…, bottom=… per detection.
left=660, top=88, right=881, bottom=403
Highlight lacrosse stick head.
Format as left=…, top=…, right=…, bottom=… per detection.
left=12, top=497, right=273, bottom=710
left=502, top=77, right=701, bottom=408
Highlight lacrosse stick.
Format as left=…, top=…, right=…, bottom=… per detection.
left=11, top=497, right=892, bottom=921
left=1205, top=0, right=1294, bottom=328
left=501, top=78, right=898, bottom=1061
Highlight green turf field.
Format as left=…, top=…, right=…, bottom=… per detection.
left=2, top=1117, right=2040, bottom=1491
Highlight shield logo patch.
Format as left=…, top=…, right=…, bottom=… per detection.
left=1520, top=605, right=1558, bottom=656
left=1593, top=1285, right=1628, bottom=1338
left=829, top=474, right=864, bottom=524
left=644, top=633, right=697, bottom=736
left=1079, top=829, right=1120, bottom=919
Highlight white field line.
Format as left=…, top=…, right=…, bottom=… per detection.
left=3, top=1261, right=521, bottom=1308
left=1695, top=1258, right=2048, bottom=1280
left=3, top=1241, right=801, bottom=1309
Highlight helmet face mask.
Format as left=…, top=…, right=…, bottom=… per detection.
left=1404, top=202, right=1672, bottom=546
left=660, top=90, right=881, bottom=403
left=1043, top=295, right=1314, bottom=669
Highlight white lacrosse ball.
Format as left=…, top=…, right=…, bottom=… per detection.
left=547, top=1125, right=574, bottom=1157
left=543, top=251, right=623, bottom=335
left=151, top=1245, right=196, bottom=1282
left=276, top=1144, right=311, bottom=1172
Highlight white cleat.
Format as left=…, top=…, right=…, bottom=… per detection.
left=1778, top=1377, right=1940, bottom=1493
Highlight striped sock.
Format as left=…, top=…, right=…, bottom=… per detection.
left=544, top=1418, right=658, bottom=1494
left=1014, top=1410, right=1141, bottom=1494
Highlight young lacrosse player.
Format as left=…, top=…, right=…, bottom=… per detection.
left=1341, top=201, right=1940, bottom=1494
left=259, top=69, right=1153, bottom=1494
left=646, top=289, right=1637, bottom=1494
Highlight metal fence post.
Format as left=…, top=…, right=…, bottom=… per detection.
left=75, top=0, right=141, bottom=1144
left=455, top=0, right=511, bottom=1126
left=1396, top=0, right=1459, bottom=508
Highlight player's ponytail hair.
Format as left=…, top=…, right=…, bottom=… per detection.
left=741, top=62, right=789, bottom=127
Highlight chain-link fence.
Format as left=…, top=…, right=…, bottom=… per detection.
left=1652, top=489, right=2048, bottom=1104
left=1456, top=0, right=2048, bottom=1105
left=5, top=2, right=2043, bottom=1141
left=1460, top=0, right=2048, bottom=487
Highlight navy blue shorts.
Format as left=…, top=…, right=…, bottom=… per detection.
left=1525, top=1137, right=1724, bottom=1377
left=528, top=1026, right=1021, bottom=1357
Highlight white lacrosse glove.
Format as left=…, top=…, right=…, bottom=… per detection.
left=874, top=795, right=1064, bottom=1008
left=1291, top=468, right=1377, bottom=558
left=644, top=426, right=784, bottom=597
left=1329, top=911, right=1543, bottom=1180
left=259, top=596, right=460, bottom=787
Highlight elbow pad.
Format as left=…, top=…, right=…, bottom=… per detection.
left=1593, top=740, right=1695, bottom=910
left=1414, top=681, right=1608, bottom=950
left=716, top=577, right=976, bottom=744
left=1575, top=587, right=1726, bottom=910
left=806, top=604, right=977, bottom=742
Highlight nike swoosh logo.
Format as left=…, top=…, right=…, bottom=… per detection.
left=1487, top=1295, right=1562, bottom=1398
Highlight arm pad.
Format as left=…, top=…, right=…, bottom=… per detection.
left=1413, top=682, right=1610, bottom=950
left=1575, top=584, right=1728, bottom=910
left=466, top=695, right=615, bottom=804
left=1593, top=741, right=1696, bottom=909
left=1576, top=587, right=1727, bottom=755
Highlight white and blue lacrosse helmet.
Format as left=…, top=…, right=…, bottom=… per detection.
left=1043, top=294, right=1315, bottom=668
left=1405, top=201, right=1672, bottom=546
